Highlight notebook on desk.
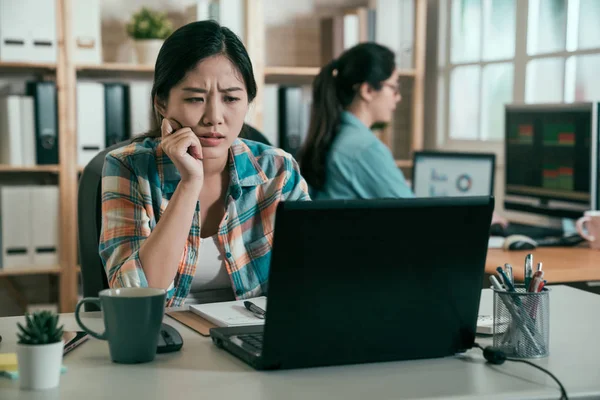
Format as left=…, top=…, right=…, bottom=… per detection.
left=189, top=297, right=267, bottom=327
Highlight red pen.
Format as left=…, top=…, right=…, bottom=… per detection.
left=537, top=280, right=546, bottom=293
left=528, top=270, right=544, bottom=292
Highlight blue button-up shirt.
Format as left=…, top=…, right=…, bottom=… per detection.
left=313, top=111, right=414, bottom=200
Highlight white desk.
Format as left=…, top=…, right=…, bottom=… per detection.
left=0, top=286, right=599, bottom=400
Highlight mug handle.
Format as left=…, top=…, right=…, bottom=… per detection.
left=75, top=298, right=108, bottom=340
left=576, top=216, right=596, bottom=242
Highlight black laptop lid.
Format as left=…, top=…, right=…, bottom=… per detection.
left=261, top=196, right=494, bottom=370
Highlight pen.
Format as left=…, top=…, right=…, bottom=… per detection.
left=527, top=270, right=543, bottom=291
left=504, top=263, right=513, bottom=286
left=495, top=269, right=505, bottom=286
left=537, top=262, right=543, bottom=272
left=489, top=275, right=504, bottom=291
left=524, top=254, right=533, bottom=289
left=244, top=301, right=266, bottom=319
left=496, top=267, right=515, bottom=292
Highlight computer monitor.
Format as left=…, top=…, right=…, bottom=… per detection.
left=412, top=151, right=496, bottom=198
left=504, top=103, right=599, bottom=220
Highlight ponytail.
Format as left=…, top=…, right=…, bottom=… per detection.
left=297, top=60, right=342, bottom=190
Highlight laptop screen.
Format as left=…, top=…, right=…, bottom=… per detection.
left=413, top=152, right=495, bottom=198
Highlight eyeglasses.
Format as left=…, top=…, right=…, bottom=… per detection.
left=382, top=82, right=401, bottom=96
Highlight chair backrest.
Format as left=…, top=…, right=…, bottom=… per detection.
left=239, top=124, right=272, bottom=145
left=77, top=139, right=133, bottom=311
left=77, top=125, right=271, bottom=311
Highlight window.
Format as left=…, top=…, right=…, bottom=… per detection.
left=438, top=0, right=600, bottom=145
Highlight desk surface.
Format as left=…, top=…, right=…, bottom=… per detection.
left=1, top=286, right=600, bottom=400
left=486, top=247, right=600, bottom=283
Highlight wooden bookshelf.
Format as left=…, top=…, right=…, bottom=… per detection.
left=0, top=266, right=62, bottom=277
left=264, top=67, right=416, bottom=83
left=398, top=69, right=417, bottom=77
left=395, top=159, right=414, bottom=168
left=265, top=66, right=320, bottom=77
left=0, top=61, right=56, bottom=71
left=0, top=165, right=60, bottom=173
left=76, top=62, right=154, bottom=75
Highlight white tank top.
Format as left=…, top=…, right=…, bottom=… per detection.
left=186, top=235, right=234, bottom=304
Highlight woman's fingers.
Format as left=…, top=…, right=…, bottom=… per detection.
left=170, top=130, right=203, bottom=160
left=161, top=118, right=174, bottom=138
left=188, top=139, right=203, bottom=160
left=161, top=118, right=184, bottom=138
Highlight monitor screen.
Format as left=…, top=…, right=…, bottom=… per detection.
left=412, top=152, right=495, bottom=198
left=504, top=103, right=599, bottom=219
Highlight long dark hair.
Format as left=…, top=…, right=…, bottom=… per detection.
left=297, top=43, right=395, bottom=190
left=139, top=20, right=257, bottom=138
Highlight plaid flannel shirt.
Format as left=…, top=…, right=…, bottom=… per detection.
left=99, top=137, right=310, bottom=306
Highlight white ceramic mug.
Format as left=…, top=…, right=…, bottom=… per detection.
left=576, top=211, right=600, bottom=250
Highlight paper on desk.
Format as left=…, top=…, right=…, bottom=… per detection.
left=0, top=353, right=17, bottom=371
left=188, top=296, right=267, bottom=327
left=488, top=236, right=505, bottom=249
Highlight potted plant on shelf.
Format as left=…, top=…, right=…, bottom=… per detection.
left=16, top=311, right=64, bottom=390
left=126, top=7, right=173, bottom=65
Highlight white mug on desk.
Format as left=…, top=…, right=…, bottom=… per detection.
left=576, top=211, right=600, bottom=249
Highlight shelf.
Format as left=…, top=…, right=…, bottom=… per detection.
left=264, top=66, right=416, bottom=84
left=395, top=159, right=414, bottom=168
left=0, top=61, right=56, bottom=72
left=0, top=165, right=60, bottom=173
left=264, top=66, right=320, bottom=84
left=76, top=63, right=154, bottom=76
left=397, top=69, right=417, bottom=77
left=0, top=266, right=62, bottom=277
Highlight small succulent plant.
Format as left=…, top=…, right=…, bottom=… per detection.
left=17, top=311, right=64, bottom=345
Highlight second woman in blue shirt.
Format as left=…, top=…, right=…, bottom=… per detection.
left=298, top=43, right=413, bottom=200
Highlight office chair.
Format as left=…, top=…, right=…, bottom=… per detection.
left=78, top=139, right=133, bottom=311
left=77, top=124, right=271, bottom=311
left=239, top=124, right=272, bottom=145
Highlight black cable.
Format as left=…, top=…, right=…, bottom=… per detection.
left=474, top=343, right=568, bottom=400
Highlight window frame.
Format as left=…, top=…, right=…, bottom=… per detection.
left=437, top=0, right=600, bottom=163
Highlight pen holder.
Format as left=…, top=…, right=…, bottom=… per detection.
left=492, top=285, right=550, bottom=359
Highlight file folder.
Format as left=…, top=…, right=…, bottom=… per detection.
left=278, top=86, right=305, bottom=157
left=0, top=96, right=24, bottom=166
left=104, top=83, right=130, bottom=146
left=0, top=0, right=30, bottom=62
left=20, top=96, right=37, bottom=166
left=27, top=0, right=57, bottom=63
left=26, top=82, right=59, bottom=165
left=0, top=186, right=33, bottom=269
left=129, top=81, right=154, bottom=137
left=30, top=186, right=59, bottom=266
left=77, top=81, right=105, bottom=167
left=72, top=0, right=102, bottom=64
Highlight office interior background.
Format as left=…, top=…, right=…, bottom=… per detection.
left=0, top=0, right=598, bottom=316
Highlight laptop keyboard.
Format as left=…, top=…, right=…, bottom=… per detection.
left=238, top=333, right=264, bottom=350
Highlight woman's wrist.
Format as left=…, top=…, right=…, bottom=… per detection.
left=178, top=179, right=203, bottom=194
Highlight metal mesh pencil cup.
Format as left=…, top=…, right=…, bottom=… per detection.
left=492, top=285, right=550, bottom=359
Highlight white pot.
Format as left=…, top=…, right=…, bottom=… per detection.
left=16, top=340, right=64, bottom=390
left=133, top=39, right=164, bottom=66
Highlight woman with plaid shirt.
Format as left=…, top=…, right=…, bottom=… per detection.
left=99, top=21, right=310, bottom=307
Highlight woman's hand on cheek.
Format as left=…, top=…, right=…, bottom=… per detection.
left=160, top=118, right=204, bottom=186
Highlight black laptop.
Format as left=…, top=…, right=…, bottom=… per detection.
left=210, top=196, right=494, bottom=370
